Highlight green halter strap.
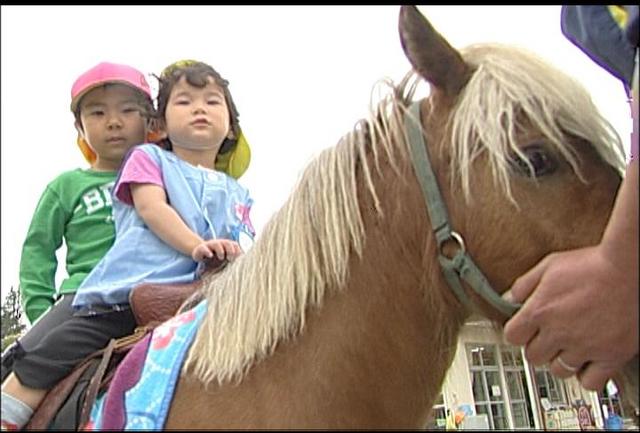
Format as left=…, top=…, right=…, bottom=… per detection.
left=405, top=101, right=521, bottom=318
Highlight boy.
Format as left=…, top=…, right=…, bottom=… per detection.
left=0, top=62, right=153, bottom=398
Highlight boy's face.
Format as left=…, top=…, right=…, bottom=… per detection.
left=164, top=76, right=230, bottom=153
left=76, top=84, right=148, bottom=171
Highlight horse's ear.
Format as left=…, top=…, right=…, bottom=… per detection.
left=399, top=5, right=471, bottom=97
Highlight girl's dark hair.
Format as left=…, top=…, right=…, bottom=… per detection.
left=155, top=61, right=240, bottom=155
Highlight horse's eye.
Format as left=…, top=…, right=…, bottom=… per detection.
left=511, top=145, right=556, bottom=177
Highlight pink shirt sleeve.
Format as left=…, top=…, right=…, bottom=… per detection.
left=114, top=148, right=164, bottom=205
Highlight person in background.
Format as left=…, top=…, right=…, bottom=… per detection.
left=504, top=5, right=639, bottom=393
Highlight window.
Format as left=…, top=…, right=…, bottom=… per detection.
left=467, top=344, right=509, bottom=429
left=534, top=367, right=568, bottom=406
left=502, top=347, right=534, bottom=429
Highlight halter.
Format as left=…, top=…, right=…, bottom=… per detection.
left=405, top=101, right=521, bottom=318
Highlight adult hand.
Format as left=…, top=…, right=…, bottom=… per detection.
left=503, top=244, right=639, bottom=391
left=191, top=239, right=242, bottom=262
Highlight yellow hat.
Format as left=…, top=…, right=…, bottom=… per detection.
left=215, top=132, right=251, bottom=179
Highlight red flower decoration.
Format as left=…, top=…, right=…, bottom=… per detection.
left=151, top=309, right=196, bottom=350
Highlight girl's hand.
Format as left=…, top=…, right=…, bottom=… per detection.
left=191, top=239, right=242, bottom=262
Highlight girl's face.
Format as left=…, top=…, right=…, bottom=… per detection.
left=164, top=76, right=230, bottom=153
left=76, top=84, right=148, bottom=171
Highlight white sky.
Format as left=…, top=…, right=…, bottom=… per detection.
left=1, top=6, right=632, bottom=303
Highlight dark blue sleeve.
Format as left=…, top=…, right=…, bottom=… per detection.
left=561, top=5, right=637, bottom=91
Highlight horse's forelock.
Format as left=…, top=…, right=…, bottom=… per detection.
left=449, top=43, right=625, bottom=203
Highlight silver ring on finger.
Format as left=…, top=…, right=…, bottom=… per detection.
left=556, top=355, right=580, bottom=373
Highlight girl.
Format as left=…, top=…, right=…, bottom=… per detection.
left=1, top=60, right=254, bottom=430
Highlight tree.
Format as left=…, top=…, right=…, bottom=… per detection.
left=1, top=286, right=26, bottom=351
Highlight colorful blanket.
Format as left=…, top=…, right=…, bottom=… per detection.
left=84, top=300, right=207, bottom=430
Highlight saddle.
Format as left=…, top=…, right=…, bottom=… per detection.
left=24, top=257, right=228, bottom=431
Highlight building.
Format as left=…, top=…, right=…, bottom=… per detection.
left=427, top=318, right=637, bottom=430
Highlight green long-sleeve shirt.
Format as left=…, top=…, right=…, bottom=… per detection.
left=19, top=168, right=118, bottom=323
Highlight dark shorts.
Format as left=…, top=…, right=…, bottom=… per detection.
left=2, top=294, right=76, bottom=382
left=10, top=300, right=136, bottom=390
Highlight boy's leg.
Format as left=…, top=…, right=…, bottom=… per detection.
left=1, top=307, right=136, bottom=429
left=1, top=294, right=75, bottom=382
left=13, top=307, right=136, bottom=389
left=2, top=376, right=46, bottom=413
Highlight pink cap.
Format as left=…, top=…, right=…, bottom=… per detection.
left=70, top=62, right=151, bottom=112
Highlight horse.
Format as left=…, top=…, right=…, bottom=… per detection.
left=92, top=5, right=631, bottom=429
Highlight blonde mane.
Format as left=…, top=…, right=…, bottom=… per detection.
left=183, top=44, right=625, bottom=387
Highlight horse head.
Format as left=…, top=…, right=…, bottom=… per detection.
left=398, top=5, right=623, bottom=321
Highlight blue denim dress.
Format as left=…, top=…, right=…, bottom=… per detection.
left=72, top=144, right=254, bottom=310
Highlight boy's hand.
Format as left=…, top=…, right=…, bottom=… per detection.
left=191, top=239, right=242, bottom=262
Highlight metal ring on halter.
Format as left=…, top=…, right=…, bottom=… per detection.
left=556, top=355, right=579, bottom=373
left=438, top=230, right=466, bottom=257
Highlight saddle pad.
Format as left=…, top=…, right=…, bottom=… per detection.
left=84, top=300, right=207, bottom=430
